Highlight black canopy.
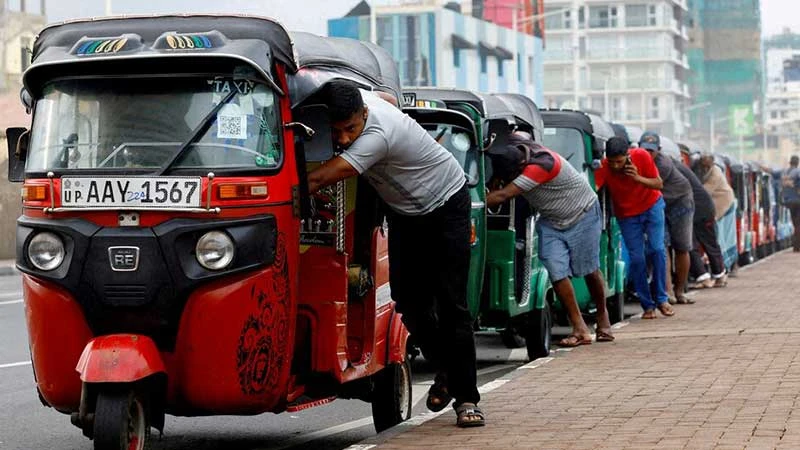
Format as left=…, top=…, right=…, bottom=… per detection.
left=540, top=109, right=594, bottom=135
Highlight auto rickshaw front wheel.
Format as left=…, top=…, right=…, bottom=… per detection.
left=526, top=301, right=552, bottom=361
left=93, top=391, right=150, bottom=450
left=371, top=358, right=412, bottom=433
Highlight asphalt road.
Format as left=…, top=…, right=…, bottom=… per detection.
left=0, top=273, right=544, bottom=450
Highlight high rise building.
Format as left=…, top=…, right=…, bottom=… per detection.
left=762, top=30, right=800, bottom=163
left=539, top=0, right=691, bottom=140
left=687, top=0, right=763, bottom=153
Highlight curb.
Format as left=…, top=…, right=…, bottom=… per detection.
left=0, top=266, right=18, bottom=277
left=342, top=356, right=557, bottom=450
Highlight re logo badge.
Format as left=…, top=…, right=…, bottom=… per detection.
left=108, top=247, right=140, bottom=272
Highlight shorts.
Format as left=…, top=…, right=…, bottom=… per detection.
left=664, top=199, right=694, bottom=252
left=536, top=200, right=602, bottom=282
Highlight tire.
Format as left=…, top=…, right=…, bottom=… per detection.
left=607, top=291, right=625, bottom=325
left=526, top=301, right=552, bottom=361
left=93, top=391, right=150, bottom=450
left=371, top=358, right=412, bottom=433
left=501, top=323, right=526, bottom=349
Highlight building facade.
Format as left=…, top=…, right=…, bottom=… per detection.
left=0, top=0, right=46, bottom=93
left=686, top=0, right=763, bottom=153
left=762, top=31, right=800, bottom=163
left=540, top=0, right=691, bottom=140
left=328, top=2, right=544, bottom=103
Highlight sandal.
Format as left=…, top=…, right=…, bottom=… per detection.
left=675, top=295, right=695, bottom=305
left=595, top=328, right=615, bottom=342
left=641, top=309, right=657, bottom=319
left=426, top=374, right=452, bottom=413
left=557, top=334, right=593, bottom=347
left=657, top=302, right=676, bottom=317
left=455, top=403, right=486, bottom=428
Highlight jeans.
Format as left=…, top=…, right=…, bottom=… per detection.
left=618, top=197, right=668, bottom=311
left=387, top=184, right=479, bottom=406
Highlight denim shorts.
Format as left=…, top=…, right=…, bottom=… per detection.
left=665, top=199, right=694, bottom=252
left=536, top=200, right=602, bottom=282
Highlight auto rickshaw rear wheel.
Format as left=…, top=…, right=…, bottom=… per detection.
left=371, top=358, right=412, bottom=433
left=607, top=291, right=626, bottom=325
left=526, top=301, right=552, bottom=361
left=93, top=391, right=150, bottom=450
left=500, top=323, right=526, bottom=349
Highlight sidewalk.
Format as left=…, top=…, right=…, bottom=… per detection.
left=361, top=251, right=800, bottom=450
left=0, top=259, right=17, bottom=276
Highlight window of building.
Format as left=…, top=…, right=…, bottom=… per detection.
left=649, top=97, right=660, bottom=119
left=498, top=59, right=504, bottom=77
left=518, top=53, right=523, bottom=80
left=481, top=53, right=487, bottom=74
left=626, top=5, right=648, bottom=27
left=528, top=56, right=535, bottom=84
left=20, top=37, right=31, bottom=71
left=589, top=6, right=618, bottom=28
left=453, top=49, right=461, bottom=68
left=611, top=97, right=622, bottom=120
left=647, top=5, right=658, bottom=26
left=772, top=111, right=778, bottom=119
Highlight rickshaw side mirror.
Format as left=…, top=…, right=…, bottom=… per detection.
left=288, top=104, right=334, bottom=162
left=7, top=127, right=28, bottom=183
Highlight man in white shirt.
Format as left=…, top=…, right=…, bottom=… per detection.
left=307, top=80, right=483, bottom=427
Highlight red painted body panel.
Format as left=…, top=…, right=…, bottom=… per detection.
left=23, top=275, right=93, bottom=412
left=76, top=334, right=165, bottom=383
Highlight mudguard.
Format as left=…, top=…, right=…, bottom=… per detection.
left=76, top=334, right=165, bottom=383
left=387, top=311, right=410, bottom=365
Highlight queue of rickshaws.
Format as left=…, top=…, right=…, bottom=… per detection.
left=8, top=15, right=417, bottom=449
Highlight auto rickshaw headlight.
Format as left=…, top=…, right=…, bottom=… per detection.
left=28, top=232, right=65, bottom=271
left=196, top=231, right=235, bottom=270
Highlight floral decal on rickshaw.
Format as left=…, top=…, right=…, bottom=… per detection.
left=236, top=232, right=291, bottom=395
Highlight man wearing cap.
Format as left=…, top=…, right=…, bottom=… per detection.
left=640, top=131, right=694, bottom=305
left=595, top=137, right=675, bottom=319
left=486, top=132, right=615, bottom=345
left=778, top=155, right=800, bottom=252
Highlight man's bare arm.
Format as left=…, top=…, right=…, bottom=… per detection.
left=486, top=183, right=525, bottom=208
left=307, top=156, right=359, bottom=194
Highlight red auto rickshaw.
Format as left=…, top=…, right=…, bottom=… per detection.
left=7, top=15, right=411, bottom=450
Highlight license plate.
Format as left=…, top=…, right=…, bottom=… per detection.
left=61, top=177, right=202, bottom=208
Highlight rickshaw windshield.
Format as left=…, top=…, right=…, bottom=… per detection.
left=27, top=73, right=282, bottom=174
left=424, top=124, right=479, bottom=187
left=542, top=127, right=586, bottom=171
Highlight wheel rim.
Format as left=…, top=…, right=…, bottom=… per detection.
left=127, top=397, right=146, bottom=450
left=398, top=363, right=411, bottom=420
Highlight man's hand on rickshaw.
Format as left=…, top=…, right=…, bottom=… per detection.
left=486, top=182, right=524, bottom=209
left=307, top=156, right=359, bottom=194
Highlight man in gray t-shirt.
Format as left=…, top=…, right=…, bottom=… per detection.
left=307, top=81, right=483, bottom=427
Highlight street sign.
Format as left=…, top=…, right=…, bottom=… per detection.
left=729, top=104, right=755, bottom=137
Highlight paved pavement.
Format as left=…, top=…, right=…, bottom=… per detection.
left=354, top=251, right=800, bottom=450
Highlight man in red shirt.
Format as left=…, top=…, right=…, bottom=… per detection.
left=595, top=137, right=676, bottom=319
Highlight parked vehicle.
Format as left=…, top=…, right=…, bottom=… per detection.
left=402, top=88, right=553, bottom=360
left=9, top=17, right=413, bottom=450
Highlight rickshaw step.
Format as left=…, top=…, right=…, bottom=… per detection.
left=287, top=396, right=337, bottom=412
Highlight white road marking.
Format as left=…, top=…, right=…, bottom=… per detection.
left=0, top=299, right=22, bottom=306
left=0, top=361, right=31, bottom=369
left=0, top=291, right=22, bottom=298
left=269, top=417, right=374, bottom=450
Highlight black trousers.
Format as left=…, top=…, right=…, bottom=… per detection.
left=689, top=216, right=725, bottom=278
left=387, top=184, right=479, bottom=406
left=791, top=206, right=800, bottom=251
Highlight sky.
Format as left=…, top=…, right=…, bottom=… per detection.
left=11, top=0, right=800, bottom=37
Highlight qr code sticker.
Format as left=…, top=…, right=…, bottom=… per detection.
left=217, top=114, right=247, bottom=140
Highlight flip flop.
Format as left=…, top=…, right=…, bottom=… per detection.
left=425, top=375, right=452, bottom=413
left=557, top=334, right=593, bottom=347
left=455, top=403, right=486, bottom=428
left=658, top=303, right=676, bottom=317
left=595, top=329, right=615, bottom=342
left=641, top=309, right=658, bottom=319
left=675, top=295, right=695, bottom=305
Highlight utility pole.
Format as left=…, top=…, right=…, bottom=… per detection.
left=369, top=1, right=377, bottom=44
left=571, top=0, right=579, bottom=108
left=105, top=0, right=112, bottom=16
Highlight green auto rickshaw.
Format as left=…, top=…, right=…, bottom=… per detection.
left=402, top=88, right=554, bottom=360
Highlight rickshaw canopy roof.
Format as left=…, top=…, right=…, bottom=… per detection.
left=288, top=31, right=402, bottom=107
left=659, top=135, right=681, bottom=161
left=25, top=14, right=296, bottom=94
left=586, top=113, right=616, bottom=142
left=540, top=109, right=594, bottom=135
left=488, top=93, right=544, bottom=141
left=404, top=87, right=487, bottom=116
